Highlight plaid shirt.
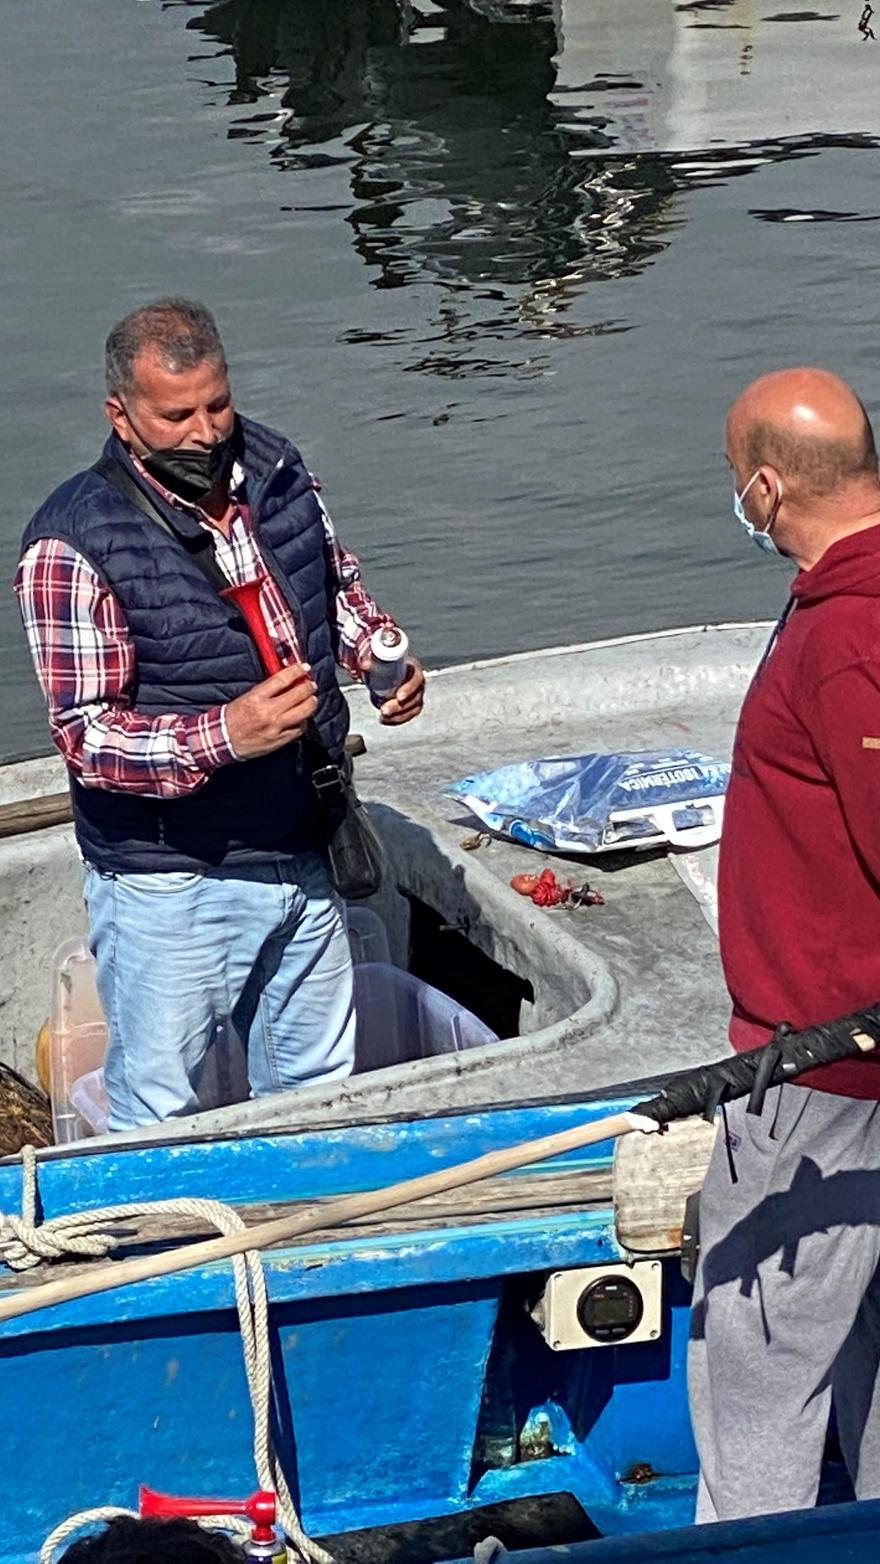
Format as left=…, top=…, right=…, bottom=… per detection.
left=15, top=459, right=397, bottom=799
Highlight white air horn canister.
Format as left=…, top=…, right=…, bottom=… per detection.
left=366, top=627, right=409, bottom=706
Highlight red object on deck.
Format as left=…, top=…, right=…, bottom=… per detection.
left=509, top=868, right=604, bottom=909
left=221, top=578, right=283, bottom=675
left=530, top=869, right=570, bottom=907
left=139, top=1486, right=277, bottom=1542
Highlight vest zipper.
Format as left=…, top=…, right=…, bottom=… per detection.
left=254, top=535, right=325, bottom=756
left=252, top=465, right=346, bottom=762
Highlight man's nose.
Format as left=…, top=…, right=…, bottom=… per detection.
left=189, top=411, right=216, bottom=446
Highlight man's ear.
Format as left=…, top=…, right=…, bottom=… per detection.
left=105, top=395, right=129, bottom=442
left=757, top=465, right=780, bottom=503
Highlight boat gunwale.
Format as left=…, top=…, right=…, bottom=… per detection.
left=0, top=620, right=773, bottom=778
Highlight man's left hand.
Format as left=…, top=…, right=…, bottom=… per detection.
left=379, top=658, right=426, bottom=726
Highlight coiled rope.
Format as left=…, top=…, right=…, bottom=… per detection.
left=6, top=1149, right=331, bottom=1564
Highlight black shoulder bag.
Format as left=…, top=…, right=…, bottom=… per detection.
left=93, top=455, right=385, bottom=900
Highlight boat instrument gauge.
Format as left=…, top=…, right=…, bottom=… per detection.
left=530, top=1262, right=662, bottom=1351
left=577, top=1274, right=644, bottom=1343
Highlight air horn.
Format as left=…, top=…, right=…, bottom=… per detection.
left=221, top=577, right=283, bottom=675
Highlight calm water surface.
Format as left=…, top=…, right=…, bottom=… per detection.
left=3, top=0, right=880, bottom=755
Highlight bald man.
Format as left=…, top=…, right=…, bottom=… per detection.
left=689, top=368, right=880, bottom=1520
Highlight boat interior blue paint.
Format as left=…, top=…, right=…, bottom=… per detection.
left=3, top=1261, right=696, bottom=1549
left=0, top=1209, right=620, bottom=1339
left=0, top=1095, right=703, bottom=1557
left=278, top=1285, right=499, bottom=1512
left=0, top=1098, right=630, bottom=1216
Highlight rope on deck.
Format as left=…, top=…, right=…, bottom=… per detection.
left=8, top=1149, right=332, bottom=1564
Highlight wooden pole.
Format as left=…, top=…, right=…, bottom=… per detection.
left=0, top=793, right=72, bottom=840
left=0, top=1111, right=637, bottom=1325
left=0, top=739, right=363, bottom=842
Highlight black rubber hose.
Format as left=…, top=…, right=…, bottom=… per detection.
left=631, top=1006, right=880, bottom=1126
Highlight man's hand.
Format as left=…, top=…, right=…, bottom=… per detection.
left=378, top=657, right=426, bottom=727
left=225, top=663, right=318, bottom=759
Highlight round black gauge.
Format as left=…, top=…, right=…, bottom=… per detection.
left=576, top=1275, right=644, bottom=1344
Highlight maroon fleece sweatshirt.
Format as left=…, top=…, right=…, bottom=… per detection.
left=719, top=522, right=880, bottom=1097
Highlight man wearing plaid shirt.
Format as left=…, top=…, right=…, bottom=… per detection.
left=15, top=298, right=425, bottom=1131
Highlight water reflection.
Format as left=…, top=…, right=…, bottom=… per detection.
left=189, top=0, right=682, bottom=353
left=184, top=0, right=880, bottom=374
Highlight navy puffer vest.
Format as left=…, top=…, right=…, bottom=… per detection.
left=20, top=417, right=350, bottom=872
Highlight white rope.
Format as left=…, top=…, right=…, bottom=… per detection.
left=39, top=1507, right=252, bottom=1564
left=40, top=1508, right=138, bottom=1563
left=13, top=1148, right=332, bottom=1564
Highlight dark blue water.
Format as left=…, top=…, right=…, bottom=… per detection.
left=3, top=0, right=880, bottom=755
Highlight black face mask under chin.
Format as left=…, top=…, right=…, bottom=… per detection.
left=139, top=439, right=234, bottom=504
left=121, top=405, right=235, bottom=503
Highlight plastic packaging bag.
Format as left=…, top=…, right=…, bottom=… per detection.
left=449, top=749, right=730, bottom=855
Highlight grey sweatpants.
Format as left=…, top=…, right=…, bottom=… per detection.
left=688, top=1083, right=880, bottom=1522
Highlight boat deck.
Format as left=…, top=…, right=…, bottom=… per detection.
left=107, top=623, right=768, bottom=1147
left=346, top=626, right=750, bottom=1106
left=0, top=621, right=770, bottom=1152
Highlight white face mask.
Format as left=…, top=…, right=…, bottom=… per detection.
left=734, top=470, right=782, bottom=556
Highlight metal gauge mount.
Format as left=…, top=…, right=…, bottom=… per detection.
left=531, top=1262, right=662, bottom=1351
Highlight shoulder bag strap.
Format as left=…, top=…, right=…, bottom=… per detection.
left=92, top=453, right=230, bottom=596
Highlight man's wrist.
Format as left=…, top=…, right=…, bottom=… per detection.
left=186, top=705, right=240, bottom=771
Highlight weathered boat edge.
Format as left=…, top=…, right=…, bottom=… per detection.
left=441, top=1495, right=880, bottom=1563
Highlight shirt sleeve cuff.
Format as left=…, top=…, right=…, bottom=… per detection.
left=185, top=705, right=239, bottom=771
left=349, top=624, right=377, bottom=680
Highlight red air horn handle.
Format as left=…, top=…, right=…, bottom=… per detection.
left=140, top=1485, right=277, bottom=1542
left=221, top=578, right=283, bottom=675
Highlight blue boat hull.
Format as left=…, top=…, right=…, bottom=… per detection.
left=0, top=1099, right=700, bottom=1557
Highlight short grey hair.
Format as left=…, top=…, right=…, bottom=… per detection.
left=104, top=297, right=226, bottom=399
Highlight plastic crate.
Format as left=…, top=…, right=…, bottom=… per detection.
left=346, top=905, right=392, bottom=966
left=56, top=924, right=497, bottom=1135
left=354, top=962, right=499, bottom=1073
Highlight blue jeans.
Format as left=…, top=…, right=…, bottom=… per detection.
left=83, top=855, right=355, bottom=1131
